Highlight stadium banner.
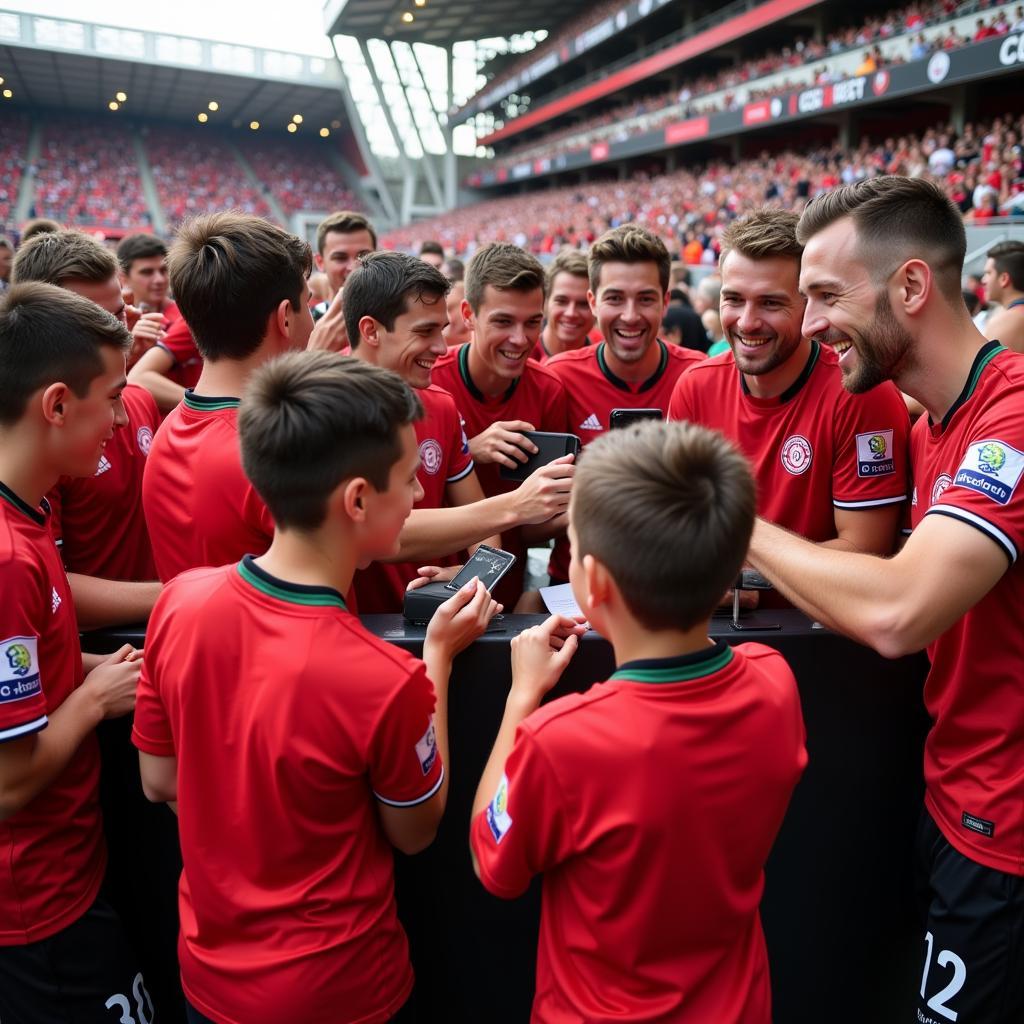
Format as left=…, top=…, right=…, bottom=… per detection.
left=467, top=34, right=1024, bottom=188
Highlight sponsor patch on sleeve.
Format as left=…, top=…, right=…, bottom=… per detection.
left=415, top=717, right=438, bottom=776
left=953, top=439, right=1024, bottom=505
left=0, top=636, right=42, bottom=704
left=486, top=773, right=513, bottom=844
left=855, top=429, right=895, bottom=477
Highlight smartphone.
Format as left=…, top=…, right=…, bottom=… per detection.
left=445, top=544, right=517, bottom=593
left=499, top=431, right=581, bottom=482
left=609, top=408, right=664, bottom=429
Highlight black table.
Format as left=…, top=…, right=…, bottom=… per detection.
left=86, top=611, right=930, bottom=1024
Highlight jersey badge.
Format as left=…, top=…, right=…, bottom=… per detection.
left=416, top=717, right=438, bottom=776
left=855, top=429, right=895, bottom=477
left=486, top=773, right=513, bottom=844
left=95, top=455, right=112, bottom=476
left=136, top=425, right=154, bottom=455
left=953, top=439, right=1024, bottom=505
left=781, top=434, right=813, bottom=476
left=419, top=438, right=443, bottom=476
left=930, top=474, right=952, bottom=506
left=0, top=636, right=41, bottom=703
left=579, top=414, right=603, bottom=432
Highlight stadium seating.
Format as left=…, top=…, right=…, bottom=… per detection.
left=242, top=138, right=358, bottom=217
left=0, top=112, right=28, bottom=229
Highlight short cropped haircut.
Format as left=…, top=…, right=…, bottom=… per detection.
left=420, top=240, right=444, bottom=258
left=316, top=210, right=377, bottom=255
left=444, top=257, right=465, bottom=283
left=343, top=250, right=449, bottom=350
left=572, top=420, right=755, bottom=630
left=588, top=225, right=671, bottom=294
left=168, top=213, right=312, bottom=362
left=546, top=249, right=589, bottom=291
left=797, top=176, right=966, bottom=303
left=721, top=209, right=802, bottom=264
left=989, top=241, right=1024, bottom=292
left=0, top=282, right=130, bottom=425
left=12, top=230, right=117, bottom=287
left=21, top=218, right=62, bottom=241
left=465, top=243, right=546, bottom=313
left=239, top=351, right=423, bottom=530
left=116, top=234, right=167, bottom=274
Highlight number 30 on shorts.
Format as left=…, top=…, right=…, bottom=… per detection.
left=105, top=971, right=154, bottom=1024
left=919, top=931, right=967, bottom=1022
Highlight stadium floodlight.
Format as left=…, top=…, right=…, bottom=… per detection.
left=402, top=11, right=414, bottom=23
left=198, top=112, right=209, bottom=123
left=292, top=114, right=303, bottom=124
left=250, top=120, right=260, bottom=130
left=287, top=123, right=298, bottom=133
left=116, top=91, right=127, bottom=102
left=0, top=77, right=4, bottom=85
left=108, top=100, right=119, bottom=111
left=208, top=101, right=219, bottom=111
left=414, top=0, right=426, bottom=6
left=2, top=89, right=12, bottom=99
left=320, top=127, right=330, bottom=137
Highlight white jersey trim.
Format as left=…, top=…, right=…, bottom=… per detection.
left=832, top=493, right=907, bottom=510
left=375, top=765, right=445, bottom=808
left=926, top=504, right=1017, bottom=563
left=0, top=714, right=48, bottom=744
left=446, top=461, right=475, bottom=484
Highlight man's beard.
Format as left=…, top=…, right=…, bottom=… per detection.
left=843, top=290, right=914, bottom=394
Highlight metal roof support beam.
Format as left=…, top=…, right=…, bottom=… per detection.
left=444, top=45, right=458, bottom=211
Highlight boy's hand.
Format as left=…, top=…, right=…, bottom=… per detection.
left=82, top=644, right=142, bottom=719
left=511, top=454, right=575, bottom=525
left=406, top=564, right=461, bottom=592
left=510, top=614, right=586, bottom=707
left=425, top=578, right=501, bottom=660
left=307, top=287, right=349, bottom=352
left=469, top=420, right=537, bottom=468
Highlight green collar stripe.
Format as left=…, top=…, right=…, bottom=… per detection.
left=597, top=339, right=669, bottom=393
left=938, top=341, right=1005, bottom=431
left=237, top=560, right=347, bottom=609
left=964, top=344, right=1004, bottom=401
left=183, top=392, right=241, bottom=412
left=609, top=645, right=734, bottom=683
left=0, top=481, right=46, bottom=526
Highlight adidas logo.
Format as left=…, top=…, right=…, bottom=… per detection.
left=579, top=414, right=603, bottom=431
left=95, top=456, right=112, bottom=476
left=51, top=587, right=62, bottom=614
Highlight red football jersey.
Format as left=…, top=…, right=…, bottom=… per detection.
left=157, top=316, right=203, bottom=391
left=0, top=483, right=105, bottom=945
left=143, top=392, right=274, bottom=582
left=47, top=383, right=158, bottom=581
left=471, top=642, right=806, bottom=1024
left=354, top=384, right=474, bottom=614
left=545, top=340, right=703, bottom=579
left=669, top=341, right=910, bottom=539
left=909, top=342, right=1024, bottom=875
left=133, top=557, right=442, bottom=1023
left=432, top=344, right=569, bottom=605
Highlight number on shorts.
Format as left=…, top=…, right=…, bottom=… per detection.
left=919, top=931, right=967, bottom=1022
left=105, top=972, right=154, bottom=1024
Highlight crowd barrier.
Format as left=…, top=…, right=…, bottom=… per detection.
left=87, top=610, right=930, bottom=1023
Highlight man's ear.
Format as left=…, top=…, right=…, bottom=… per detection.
left=587, top=289, right=599, bottom=318
left=314, top=252, right=325, bottom=273
left=359, top=315, right=383, bottom=351
left=896, top=258, right=932, bottom=317
left=40, top=382, right=71, bottom=425
left=340, top=477, right=371, bottom=523
left=461, top=299, right=476, bottom=332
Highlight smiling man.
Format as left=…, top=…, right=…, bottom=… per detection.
left=747, top=177, right=1024, bottom=1023
left=668, top=209, right=910, bottom=583
left=532, top=249, right=596, bottom=363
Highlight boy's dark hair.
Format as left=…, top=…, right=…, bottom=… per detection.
left=343, top=251, right=449, bottom=350
left=420, top=240, right=444, bottom=258
left=588, top=225, right=671, bottom=294
left=316, top=210, right=377, bottom=255
left=962, top=288, right=981, bottom=317
left=465, top=243, right=546, bottom=313
left=12, top=230, right=118, bottom=287
left=0, top=282, right=131, bottom=425
left=116, top=233, right=168, bottom=274
left=444, top=257, right=465, bottom=283
left=572, top=420, right=755, bottom=630
left=239, top=351, right=423, bottom=530
left=168, top=213, right=312, bottom=362
left=797, top=176, right=966, bottom=304
left=21, top=218, right=62, bottom=241
left=989, top=241, right=1024, bottom=291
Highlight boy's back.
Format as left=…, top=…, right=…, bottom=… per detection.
left=473, top=641, right=805, bottom=1024
left=133, top=556, right=443, bottom=1023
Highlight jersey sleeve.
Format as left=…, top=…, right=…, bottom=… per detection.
left=831, top=383, right=910, bottom=510
left=131, top=602, right=176, bottom=756
left=470, top=725, right=575, bottom=899
left=157, top=317, right=199, bottom=368
left=539, top=376, right=570, bottom=434
left=368, top=663, right=444, bottom=807
left=926, top=404, right=1024, bottom=563
left=0, top=559, right=50, bottom=743
left=445, top=404, right=475, bottom=485
left=242, top=482, right=275, bottom=548
left=667, top=370, right=695, bottom=422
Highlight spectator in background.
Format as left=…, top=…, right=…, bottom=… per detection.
left=0, top=236, right=12, bottom=293
left=662, top=303, right=710, bottom=353
left=443, top=257, right=465, bottom=282
left=443, top=280, right=473, bottom=347
left=313, top=210, right=377, bottom=317
left=981, top=240, right=1024, bottom=351
left=419, top=240, right=445, bottom=269
left=20, top=217, right=61, bottom=241
left=534, top=249, right=596, bottom=362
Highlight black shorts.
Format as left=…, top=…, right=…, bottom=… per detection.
left=186, top=992, right=418, bottom=1023
left=915, top=809, right=1024, bottom=1023
left=0, top=895, right=154, bottom=1024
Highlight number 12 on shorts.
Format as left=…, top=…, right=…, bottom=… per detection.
left=920, top=931, right=966, bottom=1022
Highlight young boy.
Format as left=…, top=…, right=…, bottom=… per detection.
left=0, top=283, right=151, bottom=1022
left=470, top=420, right=807, bottom=1023
left=134, top=351, right=500, bottom=1024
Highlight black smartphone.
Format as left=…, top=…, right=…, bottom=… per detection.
left=499, top=431, right=582, bottom=482
left=445, top=544, right=517, bottom=593
left=609, top=408, right=664, bottom=429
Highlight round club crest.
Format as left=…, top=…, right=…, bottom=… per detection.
left=781, top=435, right=813, bottom=476
left=419, top=438, right=443, bottom=476
left=137, top=425, right=154, bottom=455
left=931, top=473, right=953, bottom=505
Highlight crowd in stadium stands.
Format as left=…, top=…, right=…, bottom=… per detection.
left=145, top=127, right=273, bottom=226
left=31, top=116, right=150, bottom=229
left=484, top=1, right=1023, bottom=170
left=0, top=114, right=28, bottom=226
left=387, top=112, right=1024, bottom=258
left=242, top=139, right=358, bottom=217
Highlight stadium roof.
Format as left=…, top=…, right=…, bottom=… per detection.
left=323, top=0, right=594, bottom=47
